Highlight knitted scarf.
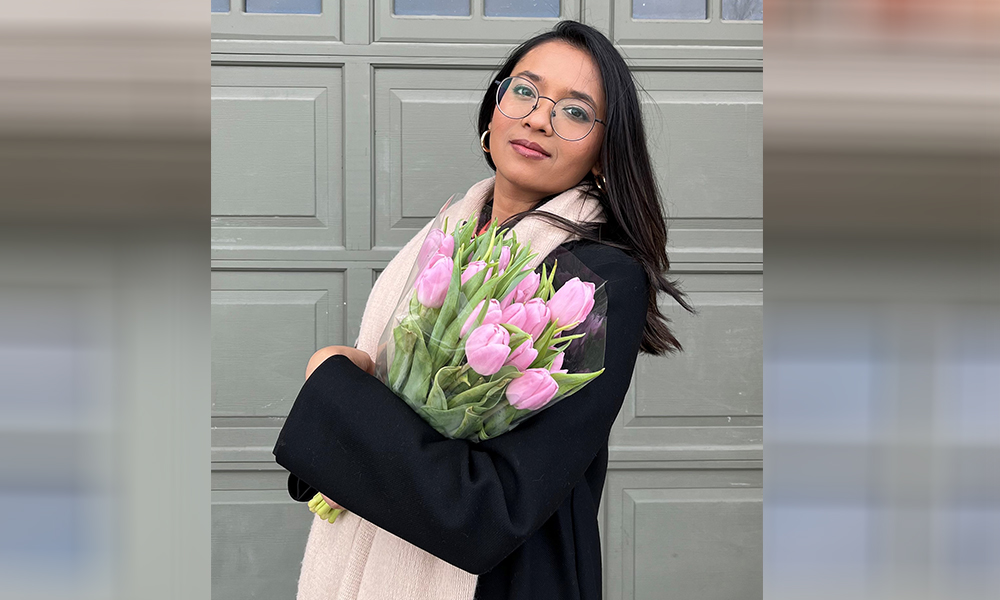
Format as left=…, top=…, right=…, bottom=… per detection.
left=295, top=175, right=605, bottom=600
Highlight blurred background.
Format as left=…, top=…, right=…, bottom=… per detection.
left=766, top=1, right=1000, bottom=600
left=0, top=1, right=209, bottom=599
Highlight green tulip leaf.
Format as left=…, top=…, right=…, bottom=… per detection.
left=479, top=404, right=518, bottom=440
left=549, top=368, right=605, bottom=398
left=388, top=321, right=418, bottom=394
left=427, top=365, right=463, bottom=411
left=419, top=404, right=484, bottom=440
left=401, top=323, right=433, bottom=405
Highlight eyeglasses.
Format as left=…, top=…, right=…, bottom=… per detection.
left=494, top=76, right=606, bottom=142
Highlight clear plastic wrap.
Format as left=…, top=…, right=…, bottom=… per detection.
left=372, top=200, right=608, bottom=442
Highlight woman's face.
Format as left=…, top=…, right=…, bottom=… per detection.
left=488, top=40, right=606, bottom=199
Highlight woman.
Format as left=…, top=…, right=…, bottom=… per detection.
left=273, top=20, right=692, bottom=600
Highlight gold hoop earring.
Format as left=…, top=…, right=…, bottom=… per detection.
left=480, top=130, right=490, bottom=153
left=594, top=173, right=606, bottom=192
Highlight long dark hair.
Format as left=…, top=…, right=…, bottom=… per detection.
left=477, top=20, right=694, bottom=355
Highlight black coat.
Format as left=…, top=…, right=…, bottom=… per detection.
left=273, top=239, right=650, bottom=600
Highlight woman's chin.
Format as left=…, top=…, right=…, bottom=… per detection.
left=498, top=176, right=549, bottom=196
left=496, top=164, right=558, bottom=193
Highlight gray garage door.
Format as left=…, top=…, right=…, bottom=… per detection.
left=211, top=2, right=762, bottom=598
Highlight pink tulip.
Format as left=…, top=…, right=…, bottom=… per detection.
left=505, top=368, right=559, bottom=410
left=504, top=337, right=538, bottom=371
left=461, top=298, right=503, bottom=337
left=500, top=271, right=540, bottom=310
left=548, top=350, right=566, bottom=373
left=414, top=231, right=455, bottom=290
left=417, top=229, right=448, bottom=270
left=520, top=298, right=551, bottom=339
left=461, top=261, right=492, bottom=286
left=465, top=323, right=510, bottom=376
left=497, top=246, right=511, bottom=274
left=547, top=277, right=596, bottom=329
left=415, top=254, right=453, bottom=308
left=438, top=235, right=455, bottom=259
left=500, top=302, right=528, bottom=331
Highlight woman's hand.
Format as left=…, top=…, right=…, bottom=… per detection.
left=321, top=494, right=344, bottom=511
left=306, top=345, right=375, bottom=380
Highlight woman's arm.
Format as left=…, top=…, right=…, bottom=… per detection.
left=304, top=347, right=371, bottom=511
left=273, top=245, right=648, bottom=575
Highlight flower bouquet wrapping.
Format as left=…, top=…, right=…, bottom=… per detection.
left=308, top=200, right=608, bottom=523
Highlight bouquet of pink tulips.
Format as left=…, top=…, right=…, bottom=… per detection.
left=376, top=205, right=607, bottom=442
left=308, top=201, right=608, bottom=523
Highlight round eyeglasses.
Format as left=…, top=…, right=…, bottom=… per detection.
left=495, top=76, right=606, bottom=142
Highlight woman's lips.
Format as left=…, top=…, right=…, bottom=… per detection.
left=509, top=140, right=550, bottom=160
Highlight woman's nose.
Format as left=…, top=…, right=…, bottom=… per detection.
left=522, top=102, right=554, bottom=134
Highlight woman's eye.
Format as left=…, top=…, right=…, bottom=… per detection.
left=512, top=85, right=536, bottom=98
left=562, top=105, right=592, bottom=122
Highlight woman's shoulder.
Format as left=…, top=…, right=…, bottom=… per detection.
left=558, top=239, right=647, bottom=288
left=557, top=239, right=650, bottom=327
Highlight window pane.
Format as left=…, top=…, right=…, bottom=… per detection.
left=633, top=0, right=705, bottom=20
left=722, top=0, right=762, bottom=21
left=394, top=0, right=470, bottom=16
left=211, top=0, right=230, bottom=12
left=245, top=0, right=322, bottom=14
left=485, top=0, right=559, bottom=18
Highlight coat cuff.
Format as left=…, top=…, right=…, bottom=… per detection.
left=287, top=473, right=317, bottom=503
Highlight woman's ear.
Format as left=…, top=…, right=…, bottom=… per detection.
left=590, top=164, right=603, bottom=179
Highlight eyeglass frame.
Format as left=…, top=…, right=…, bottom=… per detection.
left=494, top=77, right=606, bottom=142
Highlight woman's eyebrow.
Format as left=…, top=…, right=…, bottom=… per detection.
left=514, top=70, right=599, bottom=107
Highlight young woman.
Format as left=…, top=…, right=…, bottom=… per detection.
left=274, top=20, right=692, bottom=600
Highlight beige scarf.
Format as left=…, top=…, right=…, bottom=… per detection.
left=295, top=175, right=605, bottom=600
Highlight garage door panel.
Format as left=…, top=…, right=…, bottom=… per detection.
left=211, top=271, right=346, bottom=417
left=374, top=68, right=495, bottom=249
left=212, top=66, right=345, bottom=251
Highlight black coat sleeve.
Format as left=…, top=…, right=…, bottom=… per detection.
left=272, top=245, right=649, bottom=575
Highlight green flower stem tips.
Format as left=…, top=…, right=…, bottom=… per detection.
left=528, top=331, right=585, bottom=370
left=536, top=260, right=558, bottom=301
left=531, top=319, right=575, bottom=357
left=308, top=492, right=344, bottom=524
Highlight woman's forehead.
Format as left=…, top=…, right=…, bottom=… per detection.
left=513, top=42, right=605, bottom=107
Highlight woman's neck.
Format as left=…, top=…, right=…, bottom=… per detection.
left=490, top=175, right=546, bottom=228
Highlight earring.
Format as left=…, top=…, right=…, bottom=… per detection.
left=594, top=173, right=606, bottom=192
left=480, top=130, right=491, bottom=153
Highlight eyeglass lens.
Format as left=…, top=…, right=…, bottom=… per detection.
left=496, top=76, right=597, bottom=141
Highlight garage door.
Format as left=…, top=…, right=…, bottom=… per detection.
left=211, top=2, right=762, bottom=598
